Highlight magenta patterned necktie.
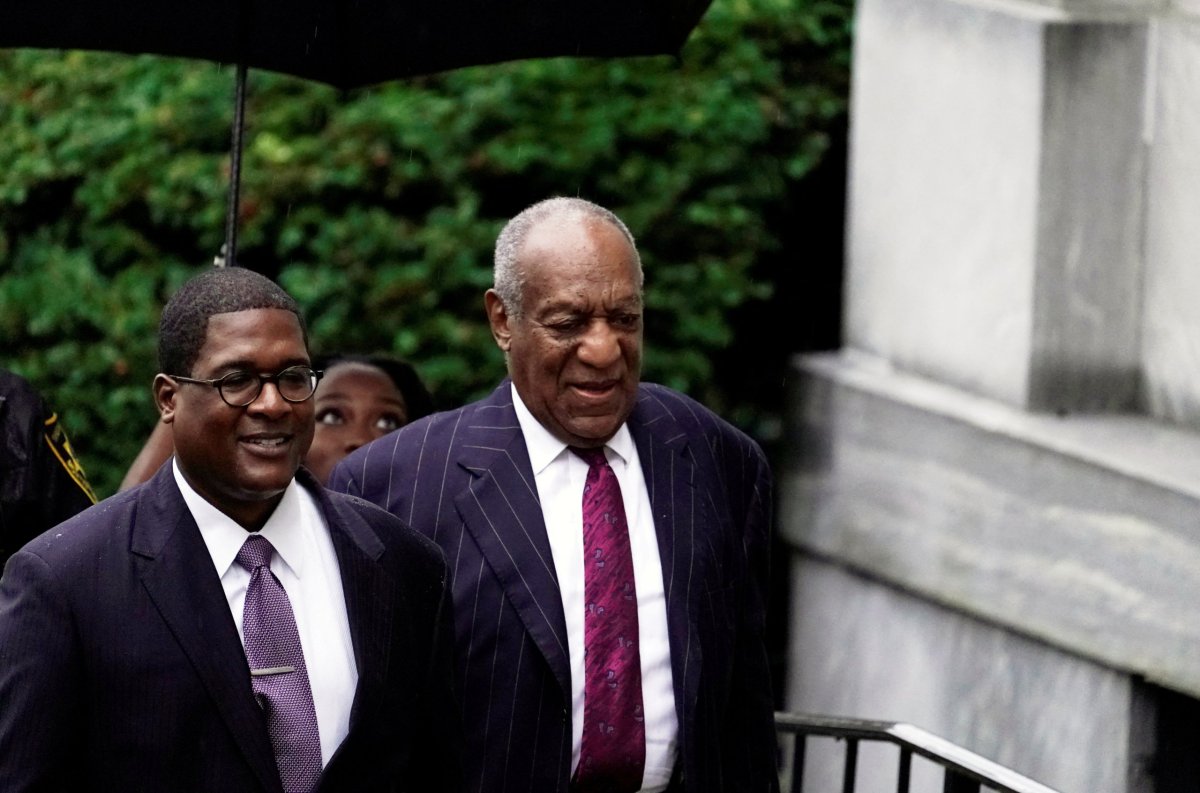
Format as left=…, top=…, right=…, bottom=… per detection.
left=236, top=535, right=323, bottom=793
left=570, top=446, right=646, bottom=793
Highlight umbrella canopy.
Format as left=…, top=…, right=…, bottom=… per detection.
left=0, top=0, right=712, bottom=90
left=2, top=0, right=713, bottom=265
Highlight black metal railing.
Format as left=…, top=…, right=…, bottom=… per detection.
left=775, top=712, right=1062, bottom=793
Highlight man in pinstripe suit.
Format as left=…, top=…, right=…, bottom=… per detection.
left=331, top=197, right=779, bottom=793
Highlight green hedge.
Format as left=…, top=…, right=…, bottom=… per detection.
left=0, top=0, right=852, bottom=497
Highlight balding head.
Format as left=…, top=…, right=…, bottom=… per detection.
left=484, top=197, right=644, bottom=448
left=492, top=197, right=643, bottom=318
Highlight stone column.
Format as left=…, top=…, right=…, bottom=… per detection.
left=844, top=0, right=1146, bottom=412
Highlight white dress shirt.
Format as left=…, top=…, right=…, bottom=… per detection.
left=174, top=460, right=358, bottom=765
left=511, top=385, right=679, bottom=792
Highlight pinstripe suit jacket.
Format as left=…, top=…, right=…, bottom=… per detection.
left=0, top=464, right=461, bottom=793
left=331, top=381, right=779, bottom=793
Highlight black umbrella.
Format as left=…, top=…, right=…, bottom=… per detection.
left=1, top=0, right=713, bottom=265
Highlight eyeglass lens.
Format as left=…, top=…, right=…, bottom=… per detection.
left=219, top=367, right=317, bottom=405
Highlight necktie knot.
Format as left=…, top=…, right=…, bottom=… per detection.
left=570, top=446, right=608, bottom=469
left=236, top=534, right=275, bottom=573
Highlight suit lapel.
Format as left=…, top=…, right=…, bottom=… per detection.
left=628, top=388, right=705, bottom=750
left=307, top=471, right=396, bottom=731
left=132, top=466, right=281, bottom=793
left=452, top=386, right=572, bottom=704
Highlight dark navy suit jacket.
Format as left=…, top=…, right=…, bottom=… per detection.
left=0, top=464, right=461, bottom=793
left=331, top=381, right=779, bottom=793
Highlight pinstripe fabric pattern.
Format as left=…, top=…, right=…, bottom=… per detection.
left=333, top=381, right=780, bottom=793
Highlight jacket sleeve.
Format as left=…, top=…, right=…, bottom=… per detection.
left=33, top=407, right=98, bottom=525
left=408, top=558, right=465, bottom=792
left=722, top=436, right=781, bottom=793
left=0, top=379, right=97, bottom=564
left=0, top=549, right=83, bottom=791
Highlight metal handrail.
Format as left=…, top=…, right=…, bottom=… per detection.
left=775, top=712, right=1063, bottom=793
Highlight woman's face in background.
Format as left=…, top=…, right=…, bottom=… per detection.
left=304, top=362, right=408, bottom=483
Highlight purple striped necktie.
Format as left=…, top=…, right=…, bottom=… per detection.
left=237, top=535, right=323, bottom=793
left=570, top=446, right=645, bottom=793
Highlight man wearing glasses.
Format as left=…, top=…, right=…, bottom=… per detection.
left=0, top=266, right=461, bottom=793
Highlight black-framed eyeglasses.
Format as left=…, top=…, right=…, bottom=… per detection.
left=170, top=365, right=323, bottom=407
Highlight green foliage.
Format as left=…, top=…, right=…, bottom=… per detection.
left=0, top=0, right=852, bottom=497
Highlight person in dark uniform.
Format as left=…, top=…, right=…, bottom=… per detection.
left=0, top=368, right=96, bottom=566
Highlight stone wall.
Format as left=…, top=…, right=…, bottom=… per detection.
left=783, top=0, right=1200, bottom=787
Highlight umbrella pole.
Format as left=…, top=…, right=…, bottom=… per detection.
left=220, top=63, right=249, bottom=268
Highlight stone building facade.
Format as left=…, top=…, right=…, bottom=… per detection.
left=783, top=0, right=1200, bottom=789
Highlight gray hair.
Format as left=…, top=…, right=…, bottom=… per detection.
left=493, top=197, right=643, bottom=317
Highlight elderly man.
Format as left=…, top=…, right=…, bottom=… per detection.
left=0, top=267, right=460, bottom=793
left=332, top=197, right=779, bottom=793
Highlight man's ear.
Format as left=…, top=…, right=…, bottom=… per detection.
left=484, top=289, right=513, bottom=353
left=152, top=374, right=179, bottom=425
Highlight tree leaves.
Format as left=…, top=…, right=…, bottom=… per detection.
left=1, top=0, right=852, bottom=496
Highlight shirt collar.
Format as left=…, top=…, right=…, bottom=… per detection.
left=173, top=458, right=307, bottom=579
left=509, top=382, right=633, bottom=473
